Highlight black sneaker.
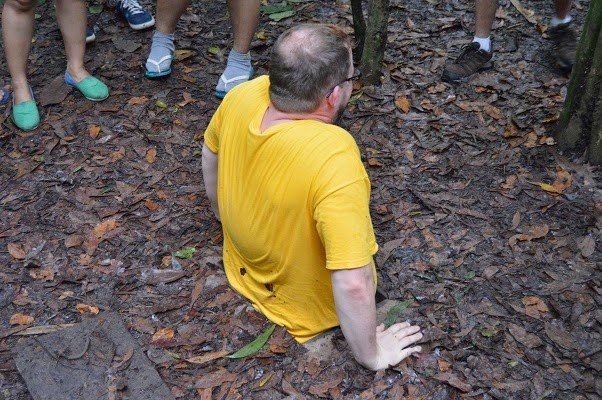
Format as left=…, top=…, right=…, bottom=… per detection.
left=549, top=22, right=577, bottom=71
left=442, top=42, right=493, bottom=82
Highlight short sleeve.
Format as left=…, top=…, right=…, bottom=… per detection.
left=204, top=102, right=225, bottom=153
left=313, top=154, right=378, bottom=270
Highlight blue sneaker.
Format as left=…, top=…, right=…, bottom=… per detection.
left=86, top=28, right=96, bottom=44
left=115, top=0, right=155, bottom=30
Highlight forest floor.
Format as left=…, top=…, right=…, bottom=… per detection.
left=0, top=0, right=600, bottom=398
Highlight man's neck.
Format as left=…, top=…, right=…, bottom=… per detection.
left=260, top=103, right=332, bottom=133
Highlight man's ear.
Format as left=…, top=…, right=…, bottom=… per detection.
left=326, top=85, right=340, bottom=108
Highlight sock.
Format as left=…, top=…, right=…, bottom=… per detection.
left=216, top=49, right=253, bottom=94
left=472, top=36, right=491, bottom=53
left=146, top=31, right=175, bottom=73
left=550, top=16, right=571, bottom=28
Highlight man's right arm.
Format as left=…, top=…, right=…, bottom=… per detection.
left=202, top=143, right=220, bottom=221
left=331, top=264, right=423, bottom=370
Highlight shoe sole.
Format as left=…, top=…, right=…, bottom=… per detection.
left=145, top=69, right=172, bottom=79
left=11, top=114, right=39, bottom=131
left=129, top=18, right=155, bottom=31
left=441, top=61, right=494, bottom=83
left=86, top=33, right=96, bottom=44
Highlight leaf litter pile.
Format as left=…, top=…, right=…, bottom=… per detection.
left=0, top=0, right=600, bottom=398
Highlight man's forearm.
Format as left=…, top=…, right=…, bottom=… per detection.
left=201, top=143, right=220, bottom=220
left=331, top=264, right=424, bottom=370
left=331, top=265, right=379, bottom=369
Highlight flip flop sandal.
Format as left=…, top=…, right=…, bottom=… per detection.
left=64, top=71, right=109, bottom=101
left=0, top=88, right=9, bottom=106
left=11, top=87, right=40, bottom=131
left=145, top=52, right=176, bottom=79
left=215, top=67, right=255, bottom=99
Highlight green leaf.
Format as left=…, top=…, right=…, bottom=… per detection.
left=261, top=2, right=294, bottom=14
left=99, top=186, right=115, bottom=195
left=479, top=324, right=498, bottom=337
left=349, top=88, right=364, bottom=103
left=155, top=100, right=167, bottom=109
left=88, top=4, right=103, bottom=14
left=465, top=271, right=476, bottom=279
left=227, top=324, right=276, bottom=358
left=269, top=10, right=295, bottom=22
left=207, top=47, right=220, bottom=56
left=174, top=247, right=195, bottom=259
left=508, top=361, right=519, bottom=367
left=383, top=299, right=414, bottom=328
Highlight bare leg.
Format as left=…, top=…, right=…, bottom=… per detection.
left=155, top=0, right=191, bottom=34
left=553, top=0, right=571, bottom=19
left=474, top=0, right=498, bottom=38
left=228, top=0, right=260, bottom=54
left=2, top=0, right=36, bottom=104
left=55, top=0, right=89, bottom=82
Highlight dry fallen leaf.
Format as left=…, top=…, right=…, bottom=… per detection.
left=151, top=328, right=175, bottom=344
left=89, top=124, right=101, bottom=139
left=145, top=199, right=159, bottom=211
left=395, top=96, right=410, bottom=113
left=437, top=360, right=452, bottom=371
left=128, top=96, right=149, bottom=105
left=186, top=351, right=229, bottom=365
left=509, top=224, right=549, bottom=248
left=146, top=148, right=157, bottom=164
left=522, top=296, right=549, bottom=319
left=7, top=243, right=27, bottom=259
left=552, top=169, right=572, bottom=193
left=92, top=219, right=119, bottom=239
left=76, top=303, right=100, bottom=315
left=178, top=92, right=195, bottom=107
left=578, top=236, right=595, bottom=258
left=367, top=158, right=384, bottom=167
left=10, top=314, right=34, bottom=326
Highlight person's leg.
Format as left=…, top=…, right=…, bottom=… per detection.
left=441, top=0, right=497, bottom=82
left=474, top=0, right=498, bottom=52
left=2, top=0, right=36, bottom=105
left=215, top=0, right=260, bottom=98
left=56, top=0, right=87, bottom=82
left=549, top=0, right=575, bottom=70
left=56, top=0, right=108, bottom=100
left=2, top=0, right=40, bottom=130
left=552, top=0, right=571, bottom=20
left=145, top=0, right=190, bottom=78
left=155, top=0, right=190, bottom=34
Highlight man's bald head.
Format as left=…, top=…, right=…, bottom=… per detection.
left=269, top=24, right=352, bottom=113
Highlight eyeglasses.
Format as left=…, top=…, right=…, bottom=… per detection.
left=325, top=68, right=362, bottom=98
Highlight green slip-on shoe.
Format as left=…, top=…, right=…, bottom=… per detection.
left=12, top=88, right=40, bottom=131
left=64, top=72, right=109, bottom=101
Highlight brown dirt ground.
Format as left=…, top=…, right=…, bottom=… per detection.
left=0, top=0, right=600, bottom=399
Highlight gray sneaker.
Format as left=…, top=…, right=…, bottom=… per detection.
left=442, top=42, right=493, bottom=82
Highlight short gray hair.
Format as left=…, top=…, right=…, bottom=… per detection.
left=269, top=24, right=352, bottom=113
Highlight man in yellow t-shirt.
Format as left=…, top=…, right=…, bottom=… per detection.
left=202, top=23, right=423, bottom=370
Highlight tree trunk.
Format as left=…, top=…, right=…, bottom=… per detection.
left=357, top=0, right=390, bottom=85
left=350, top=0, right=366, bottom=63
left=556, top=0, right=602, bottom=164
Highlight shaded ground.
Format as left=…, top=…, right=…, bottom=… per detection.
left=0, top=0, right=600, bottom=398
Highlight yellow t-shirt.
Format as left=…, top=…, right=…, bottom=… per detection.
left=204, top=76, right=378, bottom=343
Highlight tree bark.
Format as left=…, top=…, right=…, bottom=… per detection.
left=358, top=0, right=390, bottom=85
left=350, top=0, right=366, bottom=63
left=556, top=0, right=602, bottom=164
